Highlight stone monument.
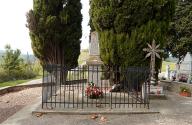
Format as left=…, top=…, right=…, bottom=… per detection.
left=178, top=52, right=192, bottom=83
left=86, top=31, right=103, bottom=86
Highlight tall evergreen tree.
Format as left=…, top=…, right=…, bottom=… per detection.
left=26, top=0, right=82, bottom=67
left=167, top=0, right=192, bottom=61
left=90, top=0, right=175, bottom=71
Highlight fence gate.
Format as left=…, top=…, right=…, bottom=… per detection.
left=42, top=64, right=150, bottom=109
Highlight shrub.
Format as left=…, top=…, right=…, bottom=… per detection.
left=0, top=69, right=11, bottom=82
left=0, top=68, right=36, bottom=83
left=180, top=86, right=191, bottom=93
left=0, top=45, right=37, bottom=83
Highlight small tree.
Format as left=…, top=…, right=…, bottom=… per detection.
left=1, top=45, right=24, bottom=73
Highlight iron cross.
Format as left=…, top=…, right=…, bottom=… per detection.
left=143, top=39, right=164, bottom=79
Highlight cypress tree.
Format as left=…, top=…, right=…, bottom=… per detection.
left=26, top=0, right=82, bottom=67
left=90, top=0, right=175, bottom=70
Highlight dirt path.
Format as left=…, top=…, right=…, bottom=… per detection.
left=0, top=87, right=41, bottom=123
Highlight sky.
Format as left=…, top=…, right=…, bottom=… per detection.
left=0, top=0, right=90, bottom=54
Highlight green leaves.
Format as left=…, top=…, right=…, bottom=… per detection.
left=90, top=0, right=175, bottom=69
left=1, top=45, right=23, bottom=72
left=167, top=0, right=192, bottom=61
left=27, top=0, right=82, bottom=66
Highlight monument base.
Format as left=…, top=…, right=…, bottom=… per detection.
left=142, top=83, right=166, bottom=100
left=149, top=85, right=166, bottom=99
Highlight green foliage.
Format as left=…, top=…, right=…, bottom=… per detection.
left=78, top=49, right=89, bottom=65
left=180, top=86, right=191, bottom=93
left=0, top=76, right=41, bottom=88
left=161, top=61, right=176, bottom=72
left=1, top=45, right=24, bottom=72
left=90, top=0, right=175, bottom=69
left=26, top=0, right=82, bottom=67
left=32, top=60, right=43, bottom=75
left=167, top=0, right=192, bottom=61
left=0, top=45, right=36, bottom=83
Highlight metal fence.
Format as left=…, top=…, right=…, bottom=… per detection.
left=42, top=64, right=150, bottom=109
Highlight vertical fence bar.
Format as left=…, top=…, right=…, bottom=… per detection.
left=110, top=67, right=112, bottom=109
left=127, top=69, right=129, bottom=108
left=131, top=69, right=134, bottom=108
left=58, top=65, right=61, bottom=108
left=123, top=67, right=125, bottom=108
left=92, top=65, right=94, bottom=107
left=104, top=67, right=107, bottom=107
left=100, top=67, right=103, bottom=108
left=50, top=65, right=53, bottom=108
left=42, top=66, right=45, bottom=108
left=119, top=67, right=121, bottom=108
left=140, top=68, right=142, bottom=108
left=46, top=66, right=49, bottom=108
left=87, top=65, right=89, bottom=107
left=96, top=66, right=98, bottom=107
left=77, top=66, right=80, bottom=108
left=72, top=67, right=74, bottom=108
left=136, top=68, right=138, bottom=108
left=63, top=67, right=66, bottom=108
left=147, top=72, right=150, bottom=109
left=54, top=65, right=57, bottom=108
left=82, top=65, right=84, bottom=109
left=68, top=68, right=71, bottom=108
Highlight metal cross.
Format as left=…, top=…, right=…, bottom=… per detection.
left=143, top=39, right=164, bottom=80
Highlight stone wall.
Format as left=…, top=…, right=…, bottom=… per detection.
left=160, top=80, right=192, bottom=93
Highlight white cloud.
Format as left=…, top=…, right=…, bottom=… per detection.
left=0, top=0, right=90, bottom=54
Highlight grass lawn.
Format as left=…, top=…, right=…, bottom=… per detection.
left=0, top=75, right=42, bottom=88
left=161, top=61, right=176, bottom=72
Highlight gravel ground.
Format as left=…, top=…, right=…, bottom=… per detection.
left=1, top=90, right=192, bottom=125
left=0, top=87, right=41, bottom=123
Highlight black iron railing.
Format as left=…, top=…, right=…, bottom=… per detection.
left=42, top=64, right=150, bottom=109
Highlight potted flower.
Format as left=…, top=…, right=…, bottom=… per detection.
left=179, top=86, right=191, bottom=97
left=85, top=82, right=103, bottom=99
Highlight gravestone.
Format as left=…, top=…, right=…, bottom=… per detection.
left=178, top=52, right=192, bottom=83
left=86, top=31, right=103, bottom=86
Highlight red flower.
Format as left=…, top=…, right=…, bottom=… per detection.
left=85, top=82, right=103, bottom=99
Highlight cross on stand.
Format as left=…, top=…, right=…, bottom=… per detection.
left=143, top=39, right=164, bottom=85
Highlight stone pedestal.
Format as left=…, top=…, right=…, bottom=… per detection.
left=87, top=64, right=102, bottom=86
left=150, top=85, right=164, bottom=95
left=142, top=83, right=165, bottom=101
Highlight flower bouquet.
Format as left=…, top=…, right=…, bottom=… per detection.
left=85, top=82, right=103, bottom=99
